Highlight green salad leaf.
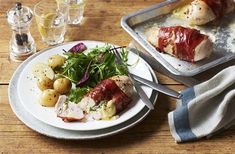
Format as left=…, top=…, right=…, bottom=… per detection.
left=59, top=44, right=129, bottom=103
left=68, top=88, right=90, bottom=103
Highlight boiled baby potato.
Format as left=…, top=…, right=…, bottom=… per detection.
left=37, top=76, right=54, bottom=91
left=39, top=89, right=59, bottom=107
left=101, top=100, right=116, bottom=120
left=32, top=63, right=54, bottom=80
left=48, top=54, right=65, bottom=69
left=53, top=78, right=72, bottom=94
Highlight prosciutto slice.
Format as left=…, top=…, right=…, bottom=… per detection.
left=146, top=26, right=213, bottom=62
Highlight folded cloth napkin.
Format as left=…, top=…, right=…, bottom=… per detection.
left=168, top=66, right=235, bottom=143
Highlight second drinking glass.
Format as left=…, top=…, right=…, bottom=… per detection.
left=66, top=0, right=85, bottom=25
left=34, top=0, right=69, bottom=45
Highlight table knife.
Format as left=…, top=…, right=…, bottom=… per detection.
left=112, top=49, right=155, bottom=110
left=129, top=74, right=155, bottom=110
left=132, top=73, right=181, bottom=99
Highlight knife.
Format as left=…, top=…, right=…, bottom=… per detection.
left=112, top=50, right=155, bottom=110
left=127, top=47, right=200, bottom=87
left=131, top=73, right=181, bottom=99
left=129, top=74, right=155, bottom=110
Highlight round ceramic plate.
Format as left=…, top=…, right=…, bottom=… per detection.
left=8, top=43, right=158, bottom=139
left=17, top=40, right=154, bottom=131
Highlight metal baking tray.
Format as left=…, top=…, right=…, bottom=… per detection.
left=121, top=0, right=235, bottom=76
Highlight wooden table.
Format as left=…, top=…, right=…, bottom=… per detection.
left=1, top=0, right=235, bottom=153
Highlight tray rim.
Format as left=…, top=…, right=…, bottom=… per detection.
left=121, top=0, right=235, bottom=76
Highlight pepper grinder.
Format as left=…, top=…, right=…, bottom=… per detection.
left=7, top=2, right=36, bottom=62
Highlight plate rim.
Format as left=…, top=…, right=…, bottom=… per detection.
left=14, top=40, right=158, bottom=131
left=8, top=74, right=158, bottom=140
left=8, top=42, right=158, bottom=139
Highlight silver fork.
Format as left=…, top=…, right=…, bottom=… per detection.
left=111, top=48, right=154, bottom=110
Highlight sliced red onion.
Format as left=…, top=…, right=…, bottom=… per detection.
left=68, top=42, right=87, bottom=53
left=76, top=61, right=92, bottom=87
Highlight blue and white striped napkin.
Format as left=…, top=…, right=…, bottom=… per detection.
left=168, top=66, right=235, bottom=142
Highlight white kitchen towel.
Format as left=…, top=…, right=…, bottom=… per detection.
left=168, top=66, right=235, bottom=143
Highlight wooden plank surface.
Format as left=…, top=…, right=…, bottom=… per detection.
left=1, top=0, right=235, bottom=153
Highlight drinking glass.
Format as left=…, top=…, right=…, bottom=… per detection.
left=34, top=0, right=69, bottom=45
left=66, top=0, right=85, bottom=25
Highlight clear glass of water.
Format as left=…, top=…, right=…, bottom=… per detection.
left=34, top=0, right=69, bottom=45
left=66, top=0, right=85, bottom=25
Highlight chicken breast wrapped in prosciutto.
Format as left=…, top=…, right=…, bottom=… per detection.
left=55, top=75, right=134, bottom=122
left=173, top=0, right=235, bottom=25
left=146, top=26, right=213, bottom=62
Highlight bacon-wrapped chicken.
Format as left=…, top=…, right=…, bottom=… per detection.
left=173, top=0, right=235, bottom=25
left=55, top=75, right=134, bottom=122
left=146, top=26, right=213, bottom=62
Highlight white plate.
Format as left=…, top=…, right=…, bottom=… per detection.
left=8, top=53, right=158, bottom=139
left=17, top=40, right=154, bottom=131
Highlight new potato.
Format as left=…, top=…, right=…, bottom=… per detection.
left=48, top=54, right=65, bottom=69
left=39, top=89, right=59, bottom=107
left=32, top=63, right=54, bottom=80
left=37, top=76, right=53, bottom=91
left=53, top=78, right=72, bottom=94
